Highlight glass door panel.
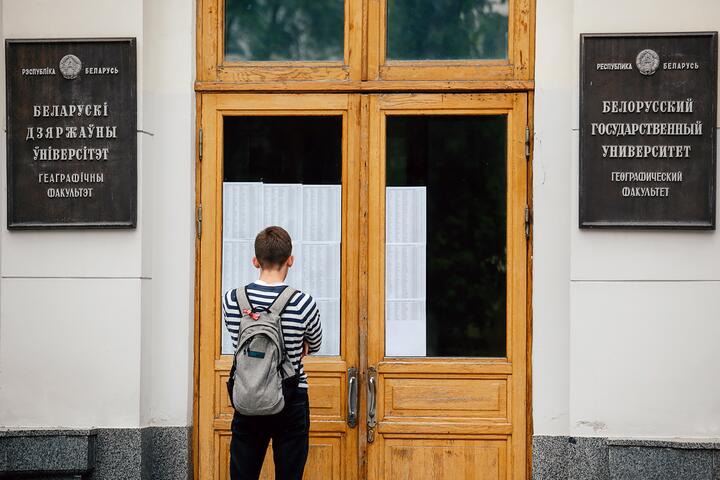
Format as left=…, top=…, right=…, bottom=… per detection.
left=221, top=116, right=343, bottom=356
left=385, top=115, right=507, bottom=358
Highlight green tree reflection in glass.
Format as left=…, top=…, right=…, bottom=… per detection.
left=225, top=0, right=344, bottom=61
left=387, top=0, right=508, bottom=60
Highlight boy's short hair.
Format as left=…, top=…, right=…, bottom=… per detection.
left=254, top=226, right=292, bottom=269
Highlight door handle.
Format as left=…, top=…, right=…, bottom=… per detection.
left=367, top=366, right=377, bottom=442
left=347, top=367, right=358, bottom=428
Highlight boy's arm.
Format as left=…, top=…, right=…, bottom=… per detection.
left=222, top=290, right=241, bottom=346
left=305, top=299, right=322, bottom=354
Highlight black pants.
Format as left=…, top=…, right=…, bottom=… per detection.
left=229, top=390, right=310, bottom=480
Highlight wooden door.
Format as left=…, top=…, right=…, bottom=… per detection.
left=196, top=0, right=534, bottom=475
left=196, top=92, right=529, bottom=479
left=197, top=93, right=362, bottom=480
left=365, top=93, right=529, bottom=480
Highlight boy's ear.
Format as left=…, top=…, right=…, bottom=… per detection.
left=286, top=255, right=294, bottom=268
left=252, top=257, right=261, bottom=269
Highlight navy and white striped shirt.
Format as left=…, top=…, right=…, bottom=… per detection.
left=222, top=281, right=322, bottom=389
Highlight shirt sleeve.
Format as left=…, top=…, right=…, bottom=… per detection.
left=222, top=289, right=242, bottom=349
left=304, top=297, right=323, bottom=354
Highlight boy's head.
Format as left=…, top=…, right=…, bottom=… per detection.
left=253, top=226, right=293, bottom=271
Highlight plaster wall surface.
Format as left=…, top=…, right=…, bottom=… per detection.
left=534, top=0, right=720, bottom=439
left=531, top=0, right=573, bottom=436
left=0, top=278, right=142, bottom=427
left=0, top=1, right=144, bottom=279
left=3, top=0, right=720, bottom=442
left=139, top=0, right=195, bottom=428
left=0, top=0, right=195, bottom=429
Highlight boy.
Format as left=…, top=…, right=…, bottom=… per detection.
left=222, top=226, right=322, bottom=480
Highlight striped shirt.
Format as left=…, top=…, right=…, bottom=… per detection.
left=222, top=281, right=322, bottom=389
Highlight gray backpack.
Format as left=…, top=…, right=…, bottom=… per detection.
left=226, top=286, right=299, bottom=416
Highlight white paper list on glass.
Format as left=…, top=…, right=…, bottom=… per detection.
left=386, top=244, right=425, bottom=301
left=315, top=299, right=341, bottom=356
left=303, top=185, right=342, bottom=242
left=301, top=243, right=341, bottom=299
left=262, top=184, right=303, bottom=242
left=386, top=186, right=426, bottom=244
left=223, top=183, right=263, bottom=240
left=221, top=182, right=342, bottom=356
left=385, top=187, right=427, bottom=357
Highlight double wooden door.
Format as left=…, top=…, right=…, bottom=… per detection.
left=197, top=93, right=529, bottom=480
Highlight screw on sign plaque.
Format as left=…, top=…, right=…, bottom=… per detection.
left=5, top=38, right=137, bottom=229
left=579, top=32, right=717, bottom=229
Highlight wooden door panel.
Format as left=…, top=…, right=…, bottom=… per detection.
left=215, top=371, right=348, bottom=422
left=307, top=374, right=345, bottom=420
left=303, top=436, right=345, bottom=480
left=379, top=437, right=509, bottom=480
left=257, top=437, right=345, bottom=480
left=382, top=376, right=509, bottom=421
left=217, top=436, right=345, bottom=480
left=216, top=435, right=341, bottom=480
left=216, top=372, right=234, bottom=417
left=216, top=432, right=232, bottom=480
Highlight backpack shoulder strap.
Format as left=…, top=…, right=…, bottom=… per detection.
left=268, top=286, right=298, bottom=376
left=236, top=287, right=252, bottom=313
left=268, top=286, right=297, bottom=317
left=228, top=287, right=253, bottom=382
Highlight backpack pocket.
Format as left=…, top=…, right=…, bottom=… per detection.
left=232, top=335, right=285, bottom=415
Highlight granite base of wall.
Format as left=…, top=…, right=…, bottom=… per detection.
left=534, top=435, right=720, bottom=480
left=0, top=427, right=191, bottom=480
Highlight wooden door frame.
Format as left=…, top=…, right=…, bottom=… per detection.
left=196, top=0, right=363, bottom=84
left=192, top=92, right=533, bottom=480
left=366, top=0, right=534, bottom=82
left=195, top=0, right=536, bottom=92
left=193, top=4, right=536, bottom=478
left=193, top=93, right=534, bottom=479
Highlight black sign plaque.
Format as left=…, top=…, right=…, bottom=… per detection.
left=580, top=33, right=717, bottom=229
left=6, top=38, right=137, bottom=229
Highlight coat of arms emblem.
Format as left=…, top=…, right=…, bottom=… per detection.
left=636, top=49, right=660, bottom=76
left=59, top=54, right=82, bottom=79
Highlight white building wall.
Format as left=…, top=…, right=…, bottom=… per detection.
left=139, top=0, right=196, bottom=427
left=3, top=0, right=719, bottom=444
left=531, top=0, right=573, bottom=436
left=534, top=0, right=720, bottom=439
left=0, top=0, right=195, bottom=429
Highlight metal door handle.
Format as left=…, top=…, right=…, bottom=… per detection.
left=347, top=367, right=358, bottom=428
left=367, top=367, right=377, bottom=429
